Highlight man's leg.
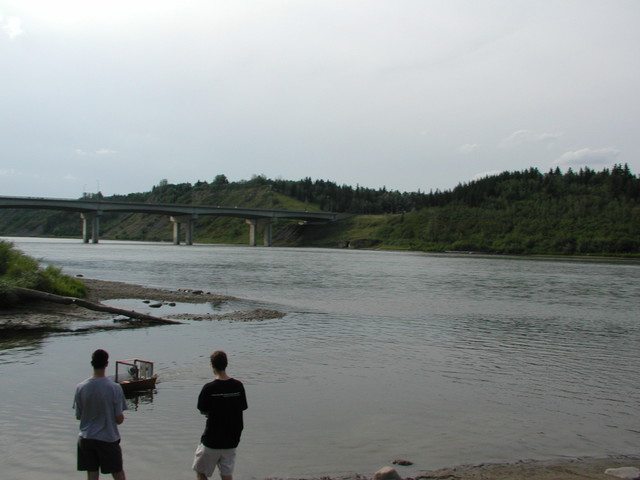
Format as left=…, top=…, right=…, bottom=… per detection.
left=79, top=438, right=100, bottom=478
left=218, top=449, right=235, bottom=480
left=112, top=471, right=126, bottom=480
left=196, top=473, right=208, bottom=480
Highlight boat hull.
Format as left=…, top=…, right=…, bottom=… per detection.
left=119, top=375, right=157, bottom=393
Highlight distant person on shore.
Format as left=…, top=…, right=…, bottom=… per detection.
left=192, top=350, right=248, bottom=480
left=73, top=349, right=128, bottom=480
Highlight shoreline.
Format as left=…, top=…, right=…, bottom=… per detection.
left=0, top=277, right=282, bottom=332
left=408, top=456, right=640, bottom=480
left=261, top=456, right=640, bottom=480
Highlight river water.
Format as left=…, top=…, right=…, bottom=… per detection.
left=1, top=237, right=639, bottom=480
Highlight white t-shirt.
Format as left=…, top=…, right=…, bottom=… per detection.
left=74, top=376, right=127, bottom=442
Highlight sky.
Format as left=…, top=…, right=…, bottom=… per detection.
left=1, top=0, right=639, bottom=199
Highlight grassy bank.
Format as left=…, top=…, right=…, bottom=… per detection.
left=297, top=207, right=640, bottom=257
left=0, top=240, right=86, bottom=306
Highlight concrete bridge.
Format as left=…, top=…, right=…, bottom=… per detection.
left=0, top=196, right=347, bottom=246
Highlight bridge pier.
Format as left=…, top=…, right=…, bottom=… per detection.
left=246, top=219, right=273, bottom=246
left=0, top=196, right=341, bottom=245
left=263, top=220, right=272, bottom=246
left=170, top=215, right=198, bottom=245
left=80, top=212, right=101, bottom=244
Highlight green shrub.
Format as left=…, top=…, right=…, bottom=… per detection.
left=0, top=240, right=86, bottom=306
left=0, top=278, right=18, bottom=307
left=38, top=265, right=86, bottom=297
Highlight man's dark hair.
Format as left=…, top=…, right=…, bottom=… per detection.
left=91, top=349, right=109, bottom=369
left=210, top=350, right=228, bottom=371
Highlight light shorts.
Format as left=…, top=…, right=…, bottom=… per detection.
left=192, top=443, right=237, bottom=477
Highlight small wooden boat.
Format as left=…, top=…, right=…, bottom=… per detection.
left=116, top=359, right=157, bottom=393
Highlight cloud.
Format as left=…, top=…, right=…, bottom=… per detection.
left=458, top=143, right=480, bottom=153
left=76, top=148, right=118, bottom=156
left=553, top=147, right=620, bottom=167
left=1, top=14, right=23, bottom=39
left=499, top=129, right=562, bottom=148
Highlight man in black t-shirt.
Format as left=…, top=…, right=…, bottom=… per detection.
left=192, top=351, right=248, bottom=480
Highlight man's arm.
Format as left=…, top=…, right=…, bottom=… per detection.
left=73, top=389, right=82, bottom=420
left=240, top=383, right=248, bottom=411
left=114, top=385, right=127, bottom=425
left=197, top=386, right=209, bottom=416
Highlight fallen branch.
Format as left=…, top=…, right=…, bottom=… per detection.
left=12, top=287, right=183, bottom=325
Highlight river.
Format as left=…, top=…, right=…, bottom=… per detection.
left=1, top=237, right=639, bottom=480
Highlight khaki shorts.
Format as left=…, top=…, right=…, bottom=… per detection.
left=192, top=443, right=236, bottom=477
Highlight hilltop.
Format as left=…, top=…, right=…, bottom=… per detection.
left=0, top=166, right=638, bottom=256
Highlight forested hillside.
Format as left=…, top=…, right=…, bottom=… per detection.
left=0, top=166, right=638, bottom=255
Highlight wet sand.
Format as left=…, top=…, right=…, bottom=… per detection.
left=0, top=277, right=281, bottom=331
left=407, top=456, right=640, bottom=480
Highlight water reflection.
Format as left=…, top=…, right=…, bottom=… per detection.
left=0, top=298, right=228, bottom=361
left=104, top=298, right=230, bottom=315
left=2, top=239, right=639, bottom=480
left=0, top=331, right=47, bottom=361
left=0, top=321, right=166, bottom=359
left=125, top=389, right=156, bottom=410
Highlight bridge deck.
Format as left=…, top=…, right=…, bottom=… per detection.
left=0, top=195, right=348, bottom=246
left=0, top=196, right=343, bottom=221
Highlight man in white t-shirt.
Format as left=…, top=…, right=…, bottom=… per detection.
left=74, top=349, right=128, bottom=480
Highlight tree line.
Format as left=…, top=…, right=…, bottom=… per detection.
left=90, top=164, right=640, bottom=217
left=365, top=164, right=640, bottom=255
left=222, top=165, right=640, bottom=215
left=0, top=165, right=638, bottom=255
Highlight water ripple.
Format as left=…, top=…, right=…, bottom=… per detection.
left=2, top=239, right=639, bottom=479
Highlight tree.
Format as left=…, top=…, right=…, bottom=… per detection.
left=213, top=174, right=229, bottom=185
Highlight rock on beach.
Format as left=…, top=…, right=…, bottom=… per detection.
left=605, top=467, right=640, bottom=479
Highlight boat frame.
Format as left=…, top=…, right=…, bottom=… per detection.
left=116, top=359, right=157, bottom=393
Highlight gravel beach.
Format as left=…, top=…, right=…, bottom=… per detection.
left=410, top=456, right=640, bottom=480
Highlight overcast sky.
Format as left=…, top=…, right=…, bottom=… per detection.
left=2, top=0, right=639, bottom=198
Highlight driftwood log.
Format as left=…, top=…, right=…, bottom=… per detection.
left=12, top=287, right=182, bottom=325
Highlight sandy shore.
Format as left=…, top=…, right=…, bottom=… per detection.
left=1, top=279, right=638, bottom=479
left=0, top=277, right=283, bottom=331
left=259, top=457, right=640, bottom=480
left=407, top=456, right=640, bottom=480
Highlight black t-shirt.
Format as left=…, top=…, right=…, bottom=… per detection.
left=197, top=378, right=248, bottom=449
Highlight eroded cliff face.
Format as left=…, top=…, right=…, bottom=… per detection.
left=272, top=223, right=307, bottom=245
